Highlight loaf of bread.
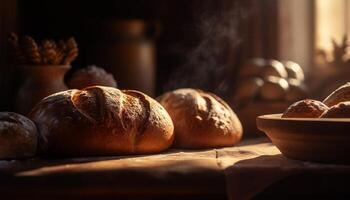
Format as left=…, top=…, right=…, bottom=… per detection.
left=29, top=86, right=174, bottom=156
left=0, top=112, right=37, bottom=159
left=158, top=88, right=242, bottom=149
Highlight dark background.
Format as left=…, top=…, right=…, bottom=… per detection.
left=0, top=0, right=280, bottom=111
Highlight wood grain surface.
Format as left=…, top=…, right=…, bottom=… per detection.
left=0, top=138, right=270, bottom=200
left=3, top=138, right=349, bottom=200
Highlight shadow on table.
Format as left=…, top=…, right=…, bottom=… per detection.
left=225, top=154, right=350, bottom=199
left=0, top=148, right=204, bottom=173
left=0, top=154, right=228, bottom=200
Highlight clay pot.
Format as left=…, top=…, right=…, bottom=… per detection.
left=15, top=65, right=70, bottom=115
left=85, top=19, right=158, bottom=96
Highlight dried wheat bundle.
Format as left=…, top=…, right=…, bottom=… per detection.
left=40, top=40, right=57, bottom=65
left=63, top=38, right=78, bottom=65
left=7, top=33, right=26, bottom=65
left=7, top=33, right=79, bottom=65
left=55, top=40, right=67, bottom=64
left=21, top=36, right=41, bottom=64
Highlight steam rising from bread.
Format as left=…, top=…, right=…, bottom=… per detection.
left=165, top=1, right=246, bottom=94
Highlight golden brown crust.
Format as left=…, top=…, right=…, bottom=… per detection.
left=321, top=101, right=350, bottom=118
left=282, top=99, right=329, bottom=118
left=29, top=86, right=173, bottom=156
left=158, top=88, right=242, bottom=149
left=0, top=112, right=37, bottom=159
left=323, top=83, right=350, bottom=107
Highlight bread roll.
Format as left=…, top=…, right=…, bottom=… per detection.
left=67, top=65, right=117, bottom=89
left=323, top=83, right=350, bottom=107
left=239, top=58, right=265, bottom=78
left=283, top=61, right=304, bottom=81
left=29, top=86, right=174, bottom=156
left=158, top=88, right=242, bottom=149
left=0, top=112, right=37, bottom=159
left=234, top=77, right=264, bottom=101
left=321, top=101, right=350, bottom=118
left=282, top=99, right=328, bottom=118
left=261, top=59, right=288, bottom=79
left=260, top=76, right=289, bottom=101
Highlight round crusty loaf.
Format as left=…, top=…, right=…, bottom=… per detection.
left=0, top=112, right=37, bottom=159
left=158, top=88, right=243, bottom=149
left=29, top=86, right=174, bottom=156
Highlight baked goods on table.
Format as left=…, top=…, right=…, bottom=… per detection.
left=238, top=58, right=265, bottom=77
left=0, top=112, right=37, bottom=159
left=158, top=88, right=242, bottom=149
left=283, top=61, right=305, bottom=81
left=29, top=86, right=174, bottom=156
left=282, top=83, right=350, bottom=118
left=234, top=59, right=307, bottom=104
left=234, top=58, right=308, bottom=136
left=234, top=77, right=264, bottom=102
left=67, top=65, right=117, bottom=89
left=261, top=59, right=288, bottom=79
left=259, top=76, right=289, bottom=101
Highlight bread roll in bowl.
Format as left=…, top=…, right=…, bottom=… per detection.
left=0, top=112, right=37, bottom=159
left=323, top=83, right=350, bottom=107
left=29, top=86, right=174, bottom=156
left=158, top=88, right=242, bottom=149
left=282, top=99, right=328, bottom=118
left=321, top=101, right=350, bottom=118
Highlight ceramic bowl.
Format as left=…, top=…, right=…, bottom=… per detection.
left=257, top=114, right=350, bottom=164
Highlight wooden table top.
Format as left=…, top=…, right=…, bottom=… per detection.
left=1, top=138, right=349, bottom=200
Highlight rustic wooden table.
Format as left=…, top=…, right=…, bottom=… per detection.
left=0, top=138, right=349, bottom=200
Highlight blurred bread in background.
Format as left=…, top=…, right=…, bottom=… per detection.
left=233, top=58, right=308, bottom=104
left=67, top=65, right=117, bottom=89
left=259, top=76, right=289, bottom=101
